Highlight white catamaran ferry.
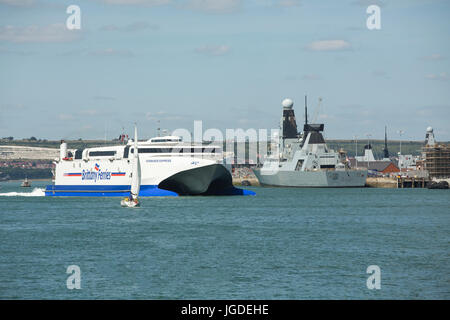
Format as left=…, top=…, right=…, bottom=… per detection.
left=45, top=135, right=255, bottom=197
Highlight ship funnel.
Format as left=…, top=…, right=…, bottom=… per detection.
left=60, top=140, right=67, bottom=160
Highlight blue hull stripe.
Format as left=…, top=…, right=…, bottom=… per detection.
left=44, top=185, right=255, bottom=197
left=45, top=185, right=178, bottom=197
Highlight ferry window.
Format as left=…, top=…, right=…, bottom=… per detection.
left=202, top=148, right=216, bottom=153
left=124, top=146, right=130, bottom=158
left=74, top=149, right=83, bottom=159
left=89, top=151, right=116, bottom=157
left=138, top=148, right=172, bottom=153
left=180, top=147, right=217, bottom=153
left=179, top=148, right=198, bottom=153
left=171, top=147, right=184, bottom=153
left=127, top=147, right=218, bottom=154
left=151, top=139, right=178, bottom=143
left=183, top=148, right=197, bottom=153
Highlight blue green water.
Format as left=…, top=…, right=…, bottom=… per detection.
left=0, top=180, right=449, bottom=299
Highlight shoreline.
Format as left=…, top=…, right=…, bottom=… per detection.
left=0, top=179, right=52, bottom=182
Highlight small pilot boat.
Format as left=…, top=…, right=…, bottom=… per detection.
left=21, top=177, right=31, bottom=187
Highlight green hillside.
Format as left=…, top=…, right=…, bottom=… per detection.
left=1, top=138, right=446, bottom=159
left=326, top=139, right=428, bottom=157
left=0, top=139, right=122, bottom=149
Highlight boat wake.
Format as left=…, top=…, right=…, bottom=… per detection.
left=0, top=187, right=45, bottom=197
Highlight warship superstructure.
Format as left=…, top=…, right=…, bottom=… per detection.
left=254, top=98, right=367, bottom=187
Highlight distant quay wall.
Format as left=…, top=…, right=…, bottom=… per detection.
left=233, top=177, right=260, bottom=187
left=365, top=177, right=397, bottom=188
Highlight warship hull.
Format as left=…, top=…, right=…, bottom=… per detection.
left=254, top=169, right=367, bottom=188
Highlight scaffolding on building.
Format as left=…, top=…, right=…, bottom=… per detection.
left=423, top=144, right=450, bottom=178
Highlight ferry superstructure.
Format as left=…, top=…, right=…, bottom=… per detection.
left=45, top=136, right=254, bottom=197
left=253, top=98, right=367, bottom=188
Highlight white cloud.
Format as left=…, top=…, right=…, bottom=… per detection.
left=93, top=96, right=116, bottom=101
left=318, top=114, right=335, bottom=120
left=372, top=70, right=390, bottom=79
left=306, top=40, right=351, bottom=52
left=186, top=0, right=241, bottom=13
left=284, top=75, right=297, bottom=81
left=146, top=111, right=182, bottom=121
left=421, top=53, right=445, bottom=61
left=79, top=110, right=99, bottom=116
left=97, top=0, right=170, bottom=5
left=302, top=74, right=321, bottom=80
left=88, top=48, right=134, bottom=57
left=351, top=0, right=385, bottom=7
left=278, top=0, right=300, bottom=7
left=100, top=21, right=159, bottom=32
left=0, top=24, right=80, bottom=43
left=0, top=103, right=26, bottom=111
left=425, top=72, right=448, bottom=81
left=0, top=48, right=35, bottom=55
left=195, top=45, right=231, bottom=56
left=59, top=114, right=74, bottom=121
left=0, top=0, right=34, bottom=6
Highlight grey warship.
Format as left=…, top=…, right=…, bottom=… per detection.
left=253, top=98, right=367, bottom=188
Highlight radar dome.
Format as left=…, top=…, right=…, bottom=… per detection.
left=282, top=98, right=294, bottom=108
left=427, top=126, right=433, bottom=132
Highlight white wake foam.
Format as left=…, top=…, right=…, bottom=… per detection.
left=0, top=187, right=45, bottom=197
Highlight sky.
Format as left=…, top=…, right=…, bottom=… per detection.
left=0, top=0, right=449, bottom=141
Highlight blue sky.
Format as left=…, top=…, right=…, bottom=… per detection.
left=0, top=0, right=449, bottom=141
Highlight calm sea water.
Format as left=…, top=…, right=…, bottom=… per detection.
left=0, top=180, right=449, bottom=299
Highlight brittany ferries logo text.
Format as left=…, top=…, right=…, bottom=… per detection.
left=82, top=164, right=111, bottom=182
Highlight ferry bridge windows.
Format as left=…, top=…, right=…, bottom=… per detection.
left=129, top=147, right=218, bottom=154
left=74, top=149, right=83, bottom=160
left=137, top=148, right=172, bottom=153
left=123, top=146, right=130, bottom=158
left=88, top=151, right=116, bottom=157
left=174, top=147, right=217, bottom=154
left=151, top=138, right=182, bottom=143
